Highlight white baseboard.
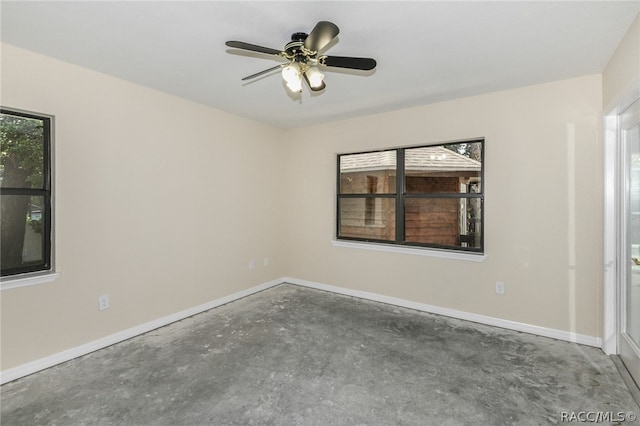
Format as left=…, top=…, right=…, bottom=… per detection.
left=0, top=279, right=281, bottom=385
left=2, top=276, right=602, bottom=385
left=283, top=277, right=603, bottom=348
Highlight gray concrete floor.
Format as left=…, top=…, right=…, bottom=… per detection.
left=1, top=284, right=638, bottom=425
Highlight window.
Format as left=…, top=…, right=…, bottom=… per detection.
left=1, top=108, right=53, bottom=277
left=337, top=139, right=484, bottom=253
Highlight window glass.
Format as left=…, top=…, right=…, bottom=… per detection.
left=339, top=151, right=396, bottom=194
left=405, top=142, right=482, bottom=194
left=339, top=197, right=395, bottom=241
left=404, top=197, right=482, bottom=248
left=0, top=195, right=46, bottom=270
left=0, top=114, right=45, bottom=189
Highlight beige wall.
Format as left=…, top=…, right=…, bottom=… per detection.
left=0, top=41, right=606, bottom=372
left=0, top=44, right=288, bottom=369
left=283, top=74, right=603, bottom=338
left=603, top=13, right=639, bottom=110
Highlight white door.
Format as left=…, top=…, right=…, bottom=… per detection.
left=621, top=97, right=640, bottom=386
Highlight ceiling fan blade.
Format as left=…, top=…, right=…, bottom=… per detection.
left=320, top=55, right=377, bottom=71
left=304, top=21, right=339, bottom=52
left=225, top=41, right=282, bottom=56
left=241, top=64, right=286, bottom=81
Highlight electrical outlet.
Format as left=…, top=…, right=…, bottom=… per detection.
left=495, top=282, right=505, bottom=295
left=98, top=294, right=110, bottom=311
left=249, top=259, right=255, bottom=270
left=263, top=257, right=269, bottom=267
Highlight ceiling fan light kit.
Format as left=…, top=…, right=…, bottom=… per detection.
left=282, top=62, right=303, bottom=92
left=225, top=21, right=376, bottom=94
left=304, top=66, right=325, bottom=91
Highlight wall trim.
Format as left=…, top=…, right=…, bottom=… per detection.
left=331, top=240, right=488, bottom=262
left=603, top=112, right=620, bottom=356
left=0, top=279, right=281, bottom=385
left=603, top=78, right=640, bottom=356
left=283, top=277, right=603, bottom=348
left=1, top=272, right=60, bottom=291
left=2, top=275, right=602, bottom=384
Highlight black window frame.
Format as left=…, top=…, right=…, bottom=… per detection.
left=1, top=107, right=54, bottom=277
left=337, top=139, right=485, bottom=254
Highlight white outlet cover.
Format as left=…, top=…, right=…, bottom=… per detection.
left=98, top=294, right=110, bottom=310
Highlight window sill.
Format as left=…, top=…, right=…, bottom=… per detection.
left=332, top=240, right=487, bottom=262
left=1, top=271, right=60, bottom=290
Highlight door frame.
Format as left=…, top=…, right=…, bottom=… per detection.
left=603, top=78, right=640, bottom=357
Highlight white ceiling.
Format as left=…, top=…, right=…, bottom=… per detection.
left=1, top=1, right=638, bottom=128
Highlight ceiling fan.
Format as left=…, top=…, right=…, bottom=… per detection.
left=225, top=21, right=376, bottom=93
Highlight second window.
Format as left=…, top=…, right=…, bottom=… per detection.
left=337, top=139, right=484, bottom=253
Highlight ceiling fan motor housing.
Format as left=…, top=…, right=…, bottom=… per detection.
left=285, top=33, right=312, bottom=62
left=291, top=32, right=308, bottom=42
